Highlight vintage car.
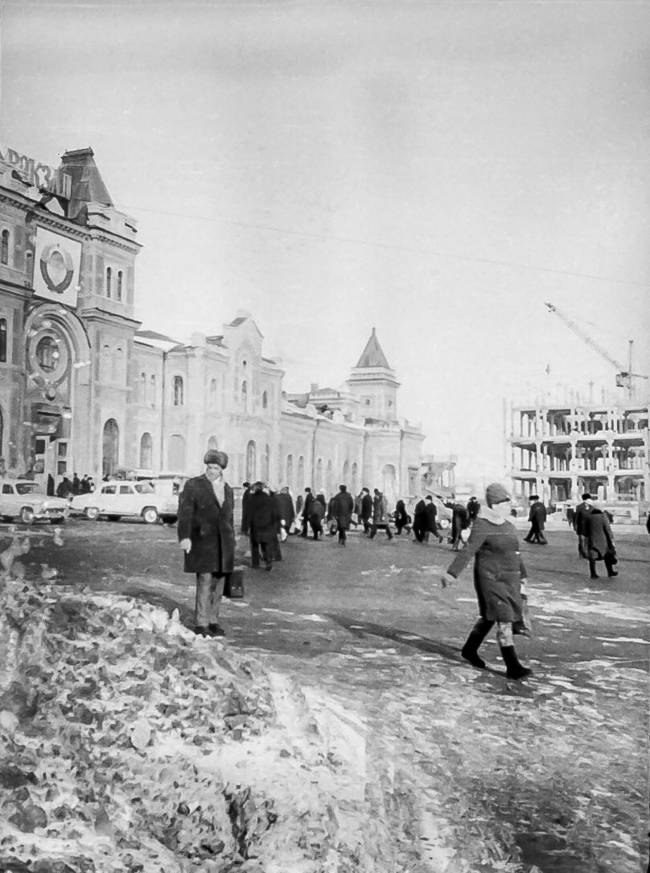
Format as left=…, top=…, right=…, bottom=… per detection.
left=69, top=479, right=179, bottom=524
left=0, top=479, right=70, bottom=524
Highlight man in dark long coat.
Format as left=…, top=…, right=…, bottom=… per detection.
left=274, top=486, right=295, bottom=538
left=424, top=495, right=444, bottom=543
left=330, top=484, right=354, bottom=545
left=524, top=495, right=548, bottom=544
left=573, top=492, right=594, bottom=558
left=584, top=506, right=618, bottom=579
left=178, top=450, right=235, bottom=637
left=242, top=482, right=279, bottom=570
left=412, top=496, right=427, bottom=543
left=359, top=487, right=373, bottom=536
left=301, top=487, right=313, bottom=538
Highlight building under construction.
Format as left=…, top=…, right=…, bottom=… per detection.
left=507, top=389, right=649, bottom=521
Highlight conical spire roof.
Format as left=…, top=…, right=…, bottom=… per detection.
left=355, top=328, right=391, bottom=369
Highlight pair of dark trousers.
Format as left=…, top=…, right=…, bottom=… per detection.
left=589, top=553, right=617, bottom=577
left=370, top=523, right=393, bottom=540
left=336, top=520, right=347, bottom=543
left=195, top=573, right=224, bottom=627
left=250, top=538, right=272, bottom=568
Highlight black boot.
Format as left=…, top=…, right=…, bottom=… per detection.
left=461, top=619, right=494, bottom=669
left=500, top=645, right=532, bottom=680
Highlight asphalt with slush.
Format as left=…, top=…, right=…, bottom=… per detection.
left=6, top=515, right=650, bottom=871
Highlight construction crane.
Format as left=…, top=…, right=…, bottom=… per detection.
left=544, top=302, right=649, bottom=396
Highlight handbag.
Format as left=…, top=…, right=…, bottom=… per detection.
left=513, top=596, right=533, bottom=637
left=223, top=566, right=245, bottom=599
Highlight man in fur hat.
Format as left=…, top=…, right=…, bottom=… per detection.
left=178, top=449, right=235, bottom=637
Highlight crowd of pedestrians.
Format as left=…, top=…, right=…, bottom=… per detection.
left=50, top=472, right=95, bottom=498
left=176, top=447, right=635, bottom=686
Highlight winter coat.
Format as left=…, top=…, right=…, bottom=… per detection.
left=331, top=490, right=354, bottom=526
left=424, top=502, right=438, bottom=533
left=585, top=509, right=615, bottom=561
left=275, top=492, right=295, bottom=529
left=528, top=501, right=547, bottom=531
left=244, top=491, right=279, bottom=543
left=447, top=515, right=527, bottom=623
left=309, top=499, right=325, bottom=522
left=574, top=503, right=593, bottom=536
left=360, top=493, right=373, bottom=522
left=372, top=493, right=388, bottom=524
left=177, top=475, right=235, bottom=575
left=302, top=492, right=314, bottom=519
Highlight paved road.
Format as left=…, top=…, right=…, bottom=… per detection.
left=5, top=517, right=649, bottom=871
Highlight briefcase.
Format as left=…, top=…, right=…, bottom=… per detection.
left=224, top=567, right=245, bottom=599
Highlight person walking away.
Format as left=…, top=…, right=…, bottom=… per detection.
left=424, top=495, right=444, bottom=543
left=523, top=495, right=548, bottom=544
left=275, top=486, right=295, bottom=540
left=239, top=482, right=251, bottom=535
left=450, top=502, right=469, bottom=550
left=330, top=484, right=355, bottom=545
left=412, top=496, right=427, bottom=543
left=565, top=504, right=576, bottom=528
left=370, top=488, right=393, bottom=540
left=242, top=482, right=278, bottom=570
left=177, top=450, right=235, bottom=637
left=309, top=493, right=325, bottom=540
left=574, top=493, right=594, bottom=559
left=72, top=473, right=81, bottom=496
left=56, top=476, right=73, bottom=499
left=584, top=504, right=618, bottom=579
left=46, top=473, right=55, bottom=496
left=441, top=482, right=532, bottom=680
left=466, top=496, right=480, bottom=524
left=360, top=487, right=373, bottom=536
left=301, top=487, right=314, bottom=538
left=393, top=499, right=410, bottom=535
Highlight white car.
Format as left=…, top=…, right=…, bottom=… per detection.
left=70, top=480, right=178, bottom=524
left=0, top=479, right=70, bottom=524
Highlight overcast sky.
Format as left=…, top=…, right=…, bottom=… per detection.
left=2, top=0, right=649, bottom=485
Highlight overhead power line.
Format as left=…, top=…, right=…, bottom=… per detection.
left=122, top=201, right=648, bottom=288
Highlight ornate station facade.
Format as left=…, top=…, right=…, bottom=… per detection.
left=0, top=145, right=425, bottom=503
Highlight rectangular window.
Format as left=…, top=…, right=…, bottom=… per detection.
left=0, top=318, right=6, bottom=363
left=58, top=442, right=67, bottom=458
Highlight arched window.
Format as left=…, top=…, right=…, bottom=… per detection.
left=209, top=378, right=217, bottom=407
left=326, top=459, right=334, bottom=494
left=140, top=432, right=153, bottom=469
left=316, top=458, right=323, bottom=492
left=0, top=318, right=7, bottom=363
left=241, top=380, right=248, bottom=412
left=106, top=267, right=112, bottom=298
left=351, top=461, right=359, bottom=495
left=168, top=434, right=186, bottom=472
left=286, top=454, right=293, bottom=488
left=298, top=455, right=305, bottom=491
left=150, top=375, right=156, bottom=407
left=173, top=375, right=184, bottom=406
left=102, top=418, right=119, bottom=479
left=1, top=229, right=9, bottom=265
left=246, top=440, right=256, bottom=481
left=263, top=443, right=270, bottom=483
left=342, top=460, right=350, bottom=485
left=140, top=372, right=146, bottom=403
left=207, top=435, right=218, bottom=450
left=116, top=270, right=123, bottom=301
left=262, top=390, right=268, bottom=410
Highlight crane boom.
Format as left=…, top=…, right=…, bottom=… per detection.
left=544, top=302, right=648, bottom=388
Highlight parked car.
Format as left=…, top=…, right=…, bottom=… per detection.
left=69, top=479, right=178, bottom=524
left=0, top=479, right=70, bottom=524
